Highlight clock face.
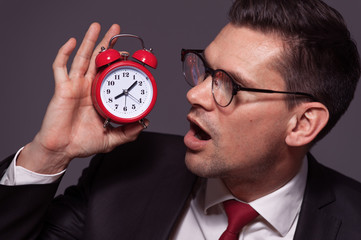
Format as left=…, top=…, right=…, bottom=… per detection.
left=99, top=65, right=154, bottom=120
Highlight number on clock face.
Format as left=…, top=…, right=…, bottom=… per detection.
left=100, top=66, right=153, bottom=119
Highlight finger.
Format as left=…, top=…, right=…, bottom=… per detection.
left=85, top=24, right=121, bottom=79
left=108, top=119, right=149, bottom=148
left=52, top=38, right=77, bottom=84
left=68, top=22, right=102, bottom=79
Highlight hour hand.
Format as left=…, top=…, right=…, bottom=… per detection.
left=115, top=91, right=125, bottom=100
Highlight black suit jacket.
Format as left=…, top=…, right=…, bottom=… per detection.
left=0, top=132, right=361, bottom=239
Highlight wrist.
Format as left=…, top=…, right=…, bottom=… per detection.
left=16, top=141, right=71, bottom=174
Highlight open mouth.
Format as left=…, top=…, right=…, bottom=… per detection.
left=191, top=122, right=211, bottom=141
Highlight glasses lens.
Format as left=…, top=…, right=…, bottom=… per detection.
left=183, top=52, right=206, bottom=87
left=212, top=70, right=234, bottom=107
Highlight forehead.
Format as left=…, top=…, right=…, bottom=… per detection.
left=204, top=23, right=285, bottom=88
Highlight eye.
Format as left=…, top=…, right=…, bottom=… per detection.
left=213, top=78, right=221, bottom=89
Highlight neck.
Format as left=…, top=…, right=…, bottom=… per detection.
left=222, top=151, right=306, bottom=202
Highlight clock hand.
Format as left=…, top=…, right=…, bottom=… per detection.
left=128, top=93, right=140, bottom=104
left=115, top=90, right=126, bottom=100
left=127, top=81, right=138, bottom=92
left=114, top=81, right=137, bottom=100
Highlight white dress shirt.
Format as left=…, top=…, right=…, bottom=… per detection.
left=173, top=159, right=308, bottom=239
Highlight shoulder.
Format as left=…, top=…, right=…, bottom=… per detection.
left=87, top=131, right=191, bottom=184
left=321, top=165, right=361, bottom=212
left=306, top=153, right=361, bottom=222
left=105, top=131, right=186, bottom=165
left=296, top=155, right=361, bottom=240
left=309, top=155, right=361, bottom=202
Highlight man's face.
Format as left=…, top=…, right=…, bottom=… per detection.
left=184, top=23, right=294, bottom=182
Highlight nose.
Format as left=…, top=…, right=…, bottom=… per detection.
left=186, top=76, right=214, bottom=110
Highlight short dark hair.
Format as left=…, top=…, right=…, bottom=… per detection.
left=229, top=0, right=360, bottom=141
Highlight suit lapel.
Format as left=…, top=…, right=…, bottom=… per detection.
left=293, top=154, right=341, bottom=240
left=134, top=172, right=198, bottom=240
left=83, top=132, right=198, bottom=240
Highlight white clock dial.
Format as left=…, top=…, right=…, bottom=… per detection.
left=100, top=66, right=153, bottom=119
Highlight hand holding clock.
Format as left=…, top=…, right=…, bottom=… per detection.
left=16, top=23, right=148, bottom=174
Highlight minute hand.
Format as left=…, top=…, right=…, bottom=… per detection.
left=127, top=81, right=138, bottom=92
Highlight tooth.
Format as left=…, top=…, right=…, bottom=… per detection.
left=195, top=133, right=201, bottom=140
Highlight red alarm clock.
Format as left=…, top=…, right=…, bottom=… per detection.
left=92, top=34, right=157, bottom=127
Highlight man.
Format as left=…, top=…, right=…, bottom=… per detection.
left=0, top=0, right=360, bottom=239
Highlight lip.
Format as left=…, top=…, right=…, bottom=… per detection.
left=184, top=114, right=211, bottom=151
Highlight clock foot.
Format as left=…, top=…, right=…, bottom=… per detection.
left=139, top=119, right=148, bottom=129
left=103, top=118, right=111, bottom=128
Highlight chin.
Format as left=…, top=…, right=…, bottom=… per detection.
left=184, top=150, right=226, bottom=178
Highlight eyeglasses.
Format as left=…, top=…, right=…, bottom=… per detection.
left=181, top=49, right=317, bottom=107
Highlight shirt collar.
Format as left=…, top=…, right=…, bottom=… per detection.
left=204, top=158, right=308, bottom=237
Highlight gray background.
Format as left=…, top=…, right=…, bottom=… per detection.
left=0, top=0, right=360, bottom=194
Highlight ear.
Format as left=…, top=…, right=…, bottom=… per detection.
left=285, top=102, right=329, bottom=147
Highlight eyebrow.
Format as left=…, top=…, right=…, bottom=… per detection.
left=228, top=70, right=253, bottom=87
left=202, top=48, right=255, bottom=88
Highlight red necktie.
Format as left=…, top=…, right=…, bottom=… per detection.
left=219, top=200, right=259, bottom=240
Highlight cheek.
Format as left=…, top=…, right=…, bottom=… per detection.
left=219, top=102, right=289, bottom=147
